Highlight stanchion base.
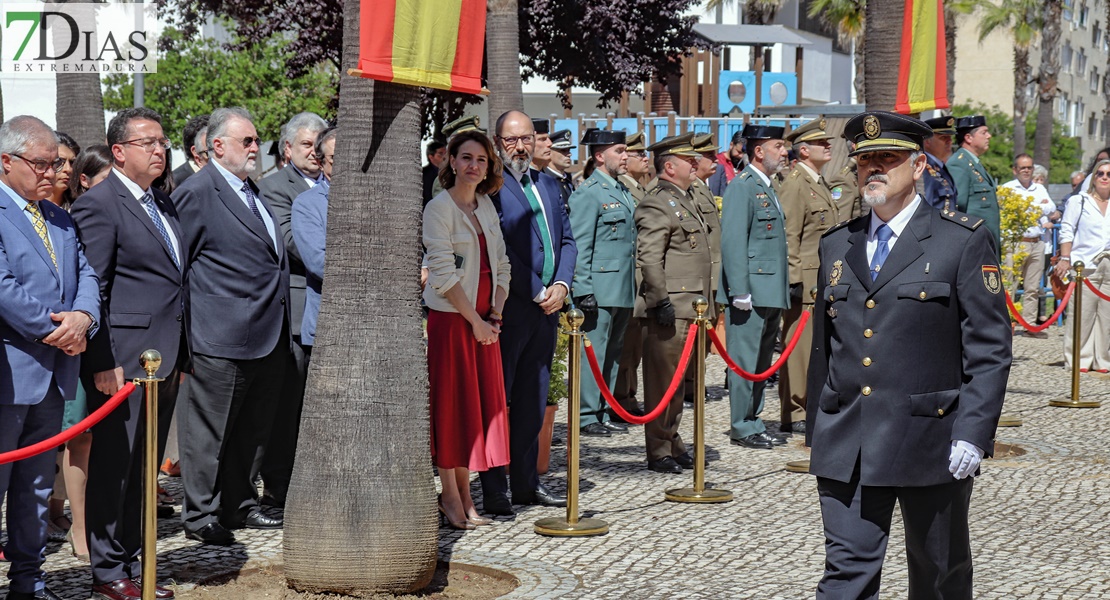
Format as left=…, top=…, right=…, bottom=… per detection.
left=534, top=516, right=609, bottom=537
left=784, top=460, right=810, bottom=474
left=1048, top=399, right=1102, bottom=408
left=664, top=487, right=733, bottom=503
left=997, top=414, right=1023, bottom=427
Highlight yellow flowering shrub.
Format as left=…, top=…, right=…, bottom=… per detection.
left=997, top=186, right=1041, bottom=286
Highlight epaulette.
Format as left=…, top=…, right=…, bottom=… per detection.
left=940, top=208, right=983, bottom=230
left=841, top=164, right=853, bottom=174
left=739, top=172, right=751, bottom=180
left=821, top=219, right=853, bottom=237
left=789, top=168, right=800, bottom=179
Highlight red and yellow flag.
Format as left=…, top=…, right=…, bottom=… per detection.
left=355, top=0, right=486, bottom=94
left=895, top=0, right=949, bottom=114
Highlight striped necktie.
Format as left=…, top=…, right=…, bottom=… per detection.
left=25, top=201, right=57, bottom=269
left=140, top=192, right=179, bottom=268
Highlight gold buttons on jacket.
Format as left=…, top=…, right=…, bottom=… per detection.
left=864, top=328, right=873, bottom=338
left=937, top=408, right=945, bottom=416
left=919, top=291, right=927, bottom=299
left=866, top=299, right=876, bottom=309
left=862, top=386, right=872, bottom=396
left=862, top=357, right=872, bottom=366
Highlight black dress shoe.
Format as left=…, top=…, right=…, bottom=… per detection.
left=185, top=522, right=235, bottom=545
left=601, top=420, right=629, bottom=433
left=483, top=497, right=515, bottom=516
left=132, top=578, right=175, bottom=598
left=648, top=456, right=683, bottom=474
left=731, top=434, right=774, bottom=449
left=243, top=510, right=284, bottom=529
left=9, top=587, right=63, bottom=600
left=580, top=422, right=611, bottom=437
left=673, top=452, right=705, bottom=469
left=758, top=431, right=788, bottom=446
left=515, top=483, right=567, bottom=507
left=157, top=504, right=175, bottom=519
left=790, top=420, right=806, bottom=434
left=91, top=579, right=142, bottom=600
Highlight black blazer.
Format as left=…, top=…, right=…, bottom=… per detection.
left=72, top=171, right=186, bottom=379
left=172, top=163, right=195, bottom=188
left=257, top=164, right=310, bottom=336
left=173, top=163, right=291, bottom=360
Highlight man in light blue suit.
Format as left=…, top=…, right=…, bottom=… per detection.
left=291, top=126, right=336, bottom=350
left=0, top=115, right=100, bottom=600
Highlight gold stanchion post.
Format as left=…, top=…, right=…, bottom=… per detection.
left=535, top=309, right=609, bottom=537
left=666, top=297, right=733, bottom=503
left=137, top=350, right=164, bottom=600
left=1051, top=262, right=1100, bottom=408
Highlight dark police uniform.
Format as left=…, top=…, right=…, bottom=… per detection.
left=920, top=116, right=958, bottom=211
left=806, top=111, right=1012, bottom=600
left=546, top=129, right=576, bottom=212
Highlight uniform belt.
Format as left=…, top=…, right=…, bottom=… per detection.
left=1022, top=236, right=1041, bottom=242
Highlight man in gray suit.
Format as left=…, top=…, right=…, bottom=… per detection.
left=255, top=111, right=327, bottom=507
left=173, top=107, right=291, bottom=545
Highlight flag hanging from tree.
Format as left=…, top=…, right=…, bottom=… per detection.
left=895, top=0, right=949, bottom=114
left=353, top=0, right=486, bottom=94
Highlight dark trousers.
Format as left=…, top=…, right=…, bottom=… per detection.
left=255, top=337, right=306, bottom=502
left=479, top=297, right=557, bottom=504
left=817, top=471, right=974, bottom=600
left=179, top=341, right=288, bottom=532
left=0, top=386, right=63, bottom=594
left=85, top=372, right=179, bottom=584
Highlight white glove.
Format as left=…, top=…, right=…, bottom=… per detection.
left=731, top=295, right=753, bottom=311
left=948, top=440, right=984, bottom=480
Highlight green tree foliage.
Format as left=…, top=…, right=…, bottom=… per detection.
left=952, top=102, right=1081, bottom=184
left=102, top=29, right=336, bottom=144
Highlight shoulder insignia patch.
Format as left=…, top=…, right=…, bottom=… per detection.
left=790, top=168, right=800, bottom=179
left=940, top=209, right=983, bottom=231
left=982, top=265, right=1001, bottom=294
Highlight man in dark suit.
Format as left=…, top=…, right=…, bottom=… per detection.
left=255, top=111, right=327, bottom=507
left=421, top=139, right=446, bottom=204
left=172, top=114, right=209, bottom=187
left=482, top=110, right=575, bottom=514
left=806, top=111, right=1012, bottom=599
left=72, top=107, right=184, bottom=600
left=173, top=107, right=291, bottom=545
left=0, top=115, right=100, bottom=600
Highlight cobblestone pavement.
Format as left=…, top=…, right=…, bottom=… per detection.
left=4, top=326, right=1110, bottom=599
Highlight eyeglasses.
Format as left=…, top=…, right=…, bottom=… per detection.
left=1015, top=166, right=1034, bottom=171
left=1095, top=171, right=1110, bottom=178
left=11, top=154, right=65, bottom=175
left=121, top=137, right=171, bottom=152
left=198, top=150, right=209, bottom=159
left=223, top=136, right=260, bottom=149
left=627, top=151, right=646, bottom=158
left=497, top=135, right=534, bottom=147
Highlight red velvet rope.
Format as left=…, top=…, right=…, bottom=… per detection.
left=707, top=310, right=811, bottom=382
left=0, top=382, right=137, bottom=465
left=585, top=322, right=699, bottom=425
left=1084, top=277, right=1110, bottom=303
left=1005, top=281, right=1074, bottom=333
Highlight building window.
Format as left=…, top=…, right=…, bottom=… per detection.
left=1092, top=68, right=1100, bottom=92
left=1059, top=94, right=1069, bottom=120
left=1062, top=43, right=1073, bottom=73
left=1078, top=49, right=1088, bottom=74
left=1093, top=23, right=1102, bottom=47
left=1080, top=3, right=1089, bottom=27
left=1064, top=0, right=1075, bottom=23
left=1089, top=113, right=1098, bottom=136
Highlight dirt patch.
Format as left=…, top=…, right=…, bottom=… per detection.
left=176, top=562, right=518, bottom=600
left=991, top=442, right=1027, bottom=458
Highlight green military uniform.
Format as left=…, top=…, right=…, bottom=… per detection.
left=717, top=124, right=791, bottom=446
left=826, top=159, right=866, bottom=219
left=614, top=132, right=649, bottom=416
left=778, top=118, right=841, bottom=432
left=947, top=146, right=1000, bottom=255
left=570, top=129, right=637, bottom=431
left=430, top=115, right=485, bottom=198
left=634, top=134, right=714, bottom=467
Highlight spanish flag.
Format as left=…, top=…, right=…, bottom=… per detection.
left=353, top=0, right=486, bottom=94
left=895, top=0, right=949, bottom=114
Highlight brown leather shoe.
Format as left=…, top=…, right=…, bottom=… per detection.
left=92, top=578, right=143, bottom=600
left=133, top=577, right=175, bottom=598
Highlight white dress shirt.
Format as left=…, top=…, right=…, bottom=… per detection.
left=112, top=168, right=181, bottom=261
left=1059, top=192, right=1110, bottom=266
left=867, top=195, right=922, bottom=264
left=1001, top=179, right=1056, bottom=242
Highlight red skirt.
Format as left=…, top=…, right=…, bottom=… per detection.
left=427, top=234, right=510, bottom=471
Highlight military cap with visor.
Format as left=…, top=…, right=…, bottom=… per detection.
left=442, top=115, right=484, bottom=138
left=531, top=117, right=550, bottom=134
left=691, top=133, right=718, bottom=155
left=549, top=129, right=575, bottom=150
left=785, top=118, right=833, bottom=144
left=741, top=123, right=785, bottom=141
left=625, top=131, right=646, bottom=152
left=580, top=128, right=626, bottom=147
left=843, top=110, right=933, bottom=157
left=924, top=116, right=957, bottom=136
left=954, top=115, right=988, bottom=136
left=647, top=133, right=701, bottom=158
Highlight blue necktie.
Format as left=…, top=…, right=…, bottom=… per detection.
left=870, top=224, right=893, bottom=281
left=140, top=193, right=179, bottom=268
left=241, top=182, right=266, bottom=223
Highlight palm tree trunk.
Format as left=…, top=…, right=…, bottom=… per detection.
left=283, top=0, right=437, bottom=591
left=1014, top=46, right=1031, bottom=156
left=486, top=0, right=524, bottom=123
left=853, top=36, right=865, bottom=104
left=1034, top=0, right=1063, bottom=167
left=53, top=2, right=104, bottom=148
left=863, top=0, right=902, bottom=110
left=944, top=5, right=957, bottom=108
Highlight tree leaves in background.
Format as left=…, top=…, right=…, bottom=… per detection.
left=102, top=28, right=336, bottom=145
left=952, top=101, right=1081, bottom=185
left=520, top=0, right=706, bottom=109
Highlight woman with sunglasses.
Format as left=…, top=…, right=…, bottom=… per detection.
left=1055, top=158, right=1110, bottom=373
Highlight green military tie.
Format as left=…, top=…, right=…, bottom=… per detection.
left=521, top=174, right=555, bottom=283
left=25, top=201, right=57, bottom=270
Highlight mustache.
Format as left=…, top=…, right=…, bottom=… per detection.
left=866, top=174, right=888, bottom=184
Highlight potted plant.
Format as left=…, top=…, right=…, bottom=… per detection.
left=538, top=330, right=569, bottom=474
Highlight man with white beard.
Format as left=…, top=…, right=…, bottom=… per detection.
left=718, top=124, right=792, bottom=450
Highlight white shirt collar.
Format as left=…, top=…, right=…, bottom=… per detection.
left=870, top=194, right=922, bottom=239
left=750, top=165, right=772, bottom=187
left=111, top=168, right=150, bottom=201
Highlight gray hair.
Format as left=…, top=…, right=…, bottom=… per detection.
left=206, top=107, right=254, bottom=152
left=314, top=126, right=337, bottom=161
left=280, top=112, right=327, bottom=154
left=193, top=127, right=208, bottom=153
left=1032, top=163, right=1049, bottom=181
left=1071, top=170, right=1086, bottom=181
left=0, top=115, right=58, bottom=156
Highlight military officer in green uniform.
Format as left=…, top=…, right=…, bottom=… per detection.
left=634, top=134, right=715, bottom=473
left=947, top=115, right=1000, bottom=254
left=569, top=128, right=636, bottom=436
left=778, top=117, right=839, bottom=435
left=718, top=124, right=791, bottom=449
left=613, top=130, right=650, bottom=419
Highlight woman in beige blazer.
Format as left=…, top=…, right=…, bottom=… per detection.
left=423, top=130, right=511, bottom=530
